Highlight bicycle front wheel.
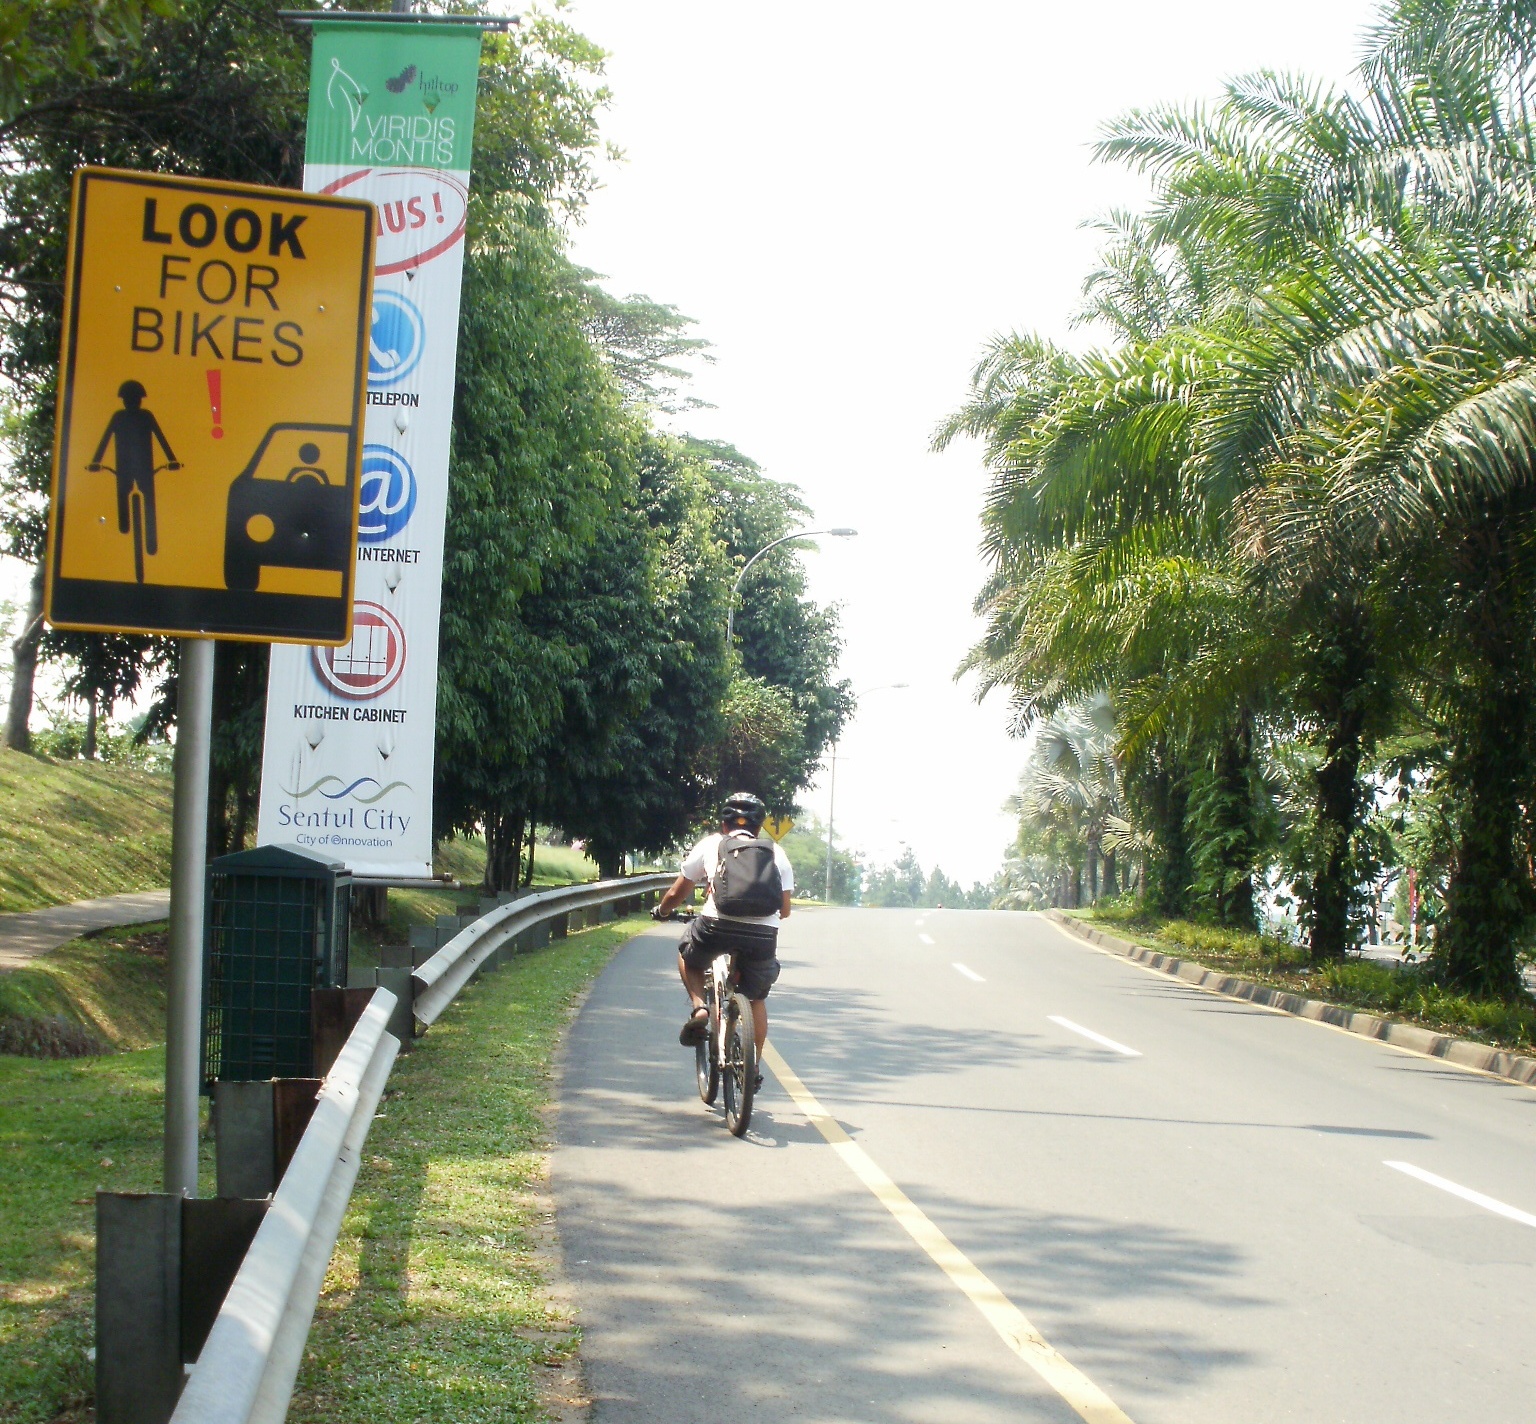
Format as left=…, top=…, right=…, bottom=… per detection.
left=723, top=993, right=756, bottom=1137
left=696, top=987, right=719, bottom=1105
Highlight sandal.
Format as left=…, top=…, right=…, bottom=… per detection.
left=679, top=1007, right=709, bottom=1046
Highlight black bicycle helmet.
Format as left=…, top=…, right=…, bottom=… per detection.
left=721, top=791, right=767, bottom=832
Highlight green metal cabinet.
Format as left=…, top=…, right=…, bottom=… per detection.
left=202, top=845, right=352, bottom=1084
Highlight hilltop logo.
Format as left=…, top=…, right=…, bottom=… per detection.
left=323, top=56, right=461, bottom=163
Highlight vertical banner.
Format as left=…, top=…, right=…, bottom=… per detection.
left=256, top=21, right=482, bottom=877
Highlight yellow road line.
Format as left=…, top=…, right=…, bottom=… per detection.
left=762, top=1041, right=1136, bottom=1424
left=1037, top=914, right=1536, bottom=1091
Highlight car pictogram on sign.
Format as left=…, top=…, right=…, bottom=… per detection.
left=311, top=600, right=406, bottom=699
left=223, top=424, right=354, bottom=594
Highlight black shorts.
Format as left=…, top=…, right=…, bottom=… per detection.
left=678, top=915, right=781, bottom=1001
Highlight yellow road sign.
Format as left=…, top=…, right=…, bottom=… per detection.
left=763, top=815, right=794, bottom=842
left=45, top=168, right=374, bottom=643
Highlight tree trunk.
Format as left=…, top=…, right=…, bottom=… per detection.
left=1103, top=847, right=1118, bottom=900
left=1435, top=508, right=1536, bottom=999
left=1086, top=834, right=1099, bottom=904
left=5, top=562, right=44, bottom=752
left=83, top=692, right=98, bottom=760
left=1143, top=751, right=1191, bottom=918
left=1308, top=708, right=1366, bottom=962
left=524, top=815, right=537, bottom=888
left=483, top=812, right=524, bottom=895
left=1187, top=718, right=1259, bottom=930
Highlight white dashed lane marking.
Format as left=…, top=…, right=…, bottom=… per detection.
left=1385, top=1161, right=1536, bottom=1228
left=1048, top=1015, right=1141, bottom=1057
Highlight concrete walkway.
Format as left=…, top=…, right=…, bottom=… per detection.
left=0, top=889, right=171, bottom=969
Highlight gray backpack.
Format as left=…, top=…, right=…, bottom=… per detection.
left=713, top=833, right=783, bottom=917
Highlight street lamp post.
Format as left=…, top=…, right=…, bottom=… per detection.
left=825, top=682, right=908, bottom=904
left=726, top=527, right=857, bottom=647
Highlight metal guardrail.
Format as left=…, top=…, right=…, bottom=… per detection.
left=170, top=873, right=668, bottom=1424
left=413, top=874, right=671, bottom=1025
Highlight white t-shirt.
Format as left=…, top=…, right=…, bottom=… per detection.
left=681, top=831, right=794, bottom=927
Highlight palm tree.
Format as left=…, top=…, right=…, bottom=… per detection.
left=1010, top=695, right=1126, bottom=905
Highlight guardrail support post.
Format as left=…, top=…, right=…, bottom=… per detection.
left=408, top=924, right=437, bottom=962
left=551, top=912, right=568, bottom=939
left=375, top=966, right=416, bottom=1047
left=212, top=1082, right=275, bottom=1198
left=97, top=1192, right=182, bottom=1424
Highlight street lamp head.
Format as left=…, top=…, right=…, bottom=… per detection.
left=828, top=527, right=858, bottom=537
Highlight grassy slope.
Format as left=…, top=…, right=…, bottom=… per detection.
left=0, top=749, right=174, bottom=913
left=1076, top=905, right=1536, bottom=1054
left=0, top=925, right=169, bottom=1051
left=0, top=749, right=594, bottom=917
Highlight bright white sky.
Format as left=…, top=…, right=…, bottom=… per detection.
left=558, top=0, right=1385, bottom=884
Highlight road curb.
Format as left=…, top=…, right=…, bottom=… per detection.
left=1044, top=909, right=1536, bottom=1087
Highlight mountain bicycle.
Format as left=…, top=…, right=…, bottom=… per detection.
left=663, top=909, right=756, bottom=1137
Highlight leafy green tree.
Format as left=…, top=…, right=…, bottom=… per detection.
left=433, top=203, right=627, bottom=887
left=691, top=437, right=854, bottom=795
left=2, top=1, right=612, bottom=758
left=863, top=847, right=926, bottom=908
left=779, top=817, right=860, bottom=903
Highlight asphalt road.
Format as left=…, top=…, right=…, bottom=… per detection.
left=552, top=909, right=1536, bottom=1423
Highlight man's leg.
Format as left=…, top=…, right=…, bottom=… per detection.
left=678, top=951, right=707, bottom=1012
left=750, top=998, right=767, bottom=1054
left=116, top=476, right=132, bottom=534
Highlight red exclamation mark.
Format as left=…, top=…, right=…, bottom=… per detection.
left=207, top=370, right=223, bottom=439
left=432, top=191, right=444, bottom=224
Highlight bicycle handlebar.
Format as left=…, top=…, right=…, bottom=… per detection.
left=87, top=463, right=181, bottom=473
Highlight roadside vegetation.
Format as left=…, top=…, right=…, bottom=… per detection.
left=949, top=0, right=1536, bottom=1007
left=0, top=1033, right=216, bottom=1424
left=1075, top=903, right=1536, bottom=1055
left=0, top=893, right=645, bottom=1424
left=288, top=917, right=647, bottom=1424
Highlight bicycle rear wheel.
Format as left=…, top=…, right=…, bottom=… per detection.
left=722, top=993, right=756, bottom=1137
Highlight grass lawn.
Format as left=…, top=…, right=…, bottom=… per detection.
left=0, top=909, right=644, bottom=1423
left=0, top=1037, right=216, bottom=1424
left=0, top=749, right=174, bottom=913
left=434, top=836, right=599, bottom=891
left=1075, top=904, right=1536, bottom=1054
left=288, top=915, right=645, bottom=1422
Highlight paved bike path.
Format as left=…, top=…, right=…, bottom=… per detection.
left=552, top=920, right=1080, bottom=1423
left=0, top=888, right=170, bottom=968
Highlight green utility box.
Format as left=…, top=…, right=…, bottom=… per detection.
left=202, top=845, right=352, bottom=1085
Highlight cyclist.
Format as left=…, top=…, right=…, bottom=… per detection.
left=87, top=380, right=180, bottom=557
left=653, top=792, right=793, bottom=1059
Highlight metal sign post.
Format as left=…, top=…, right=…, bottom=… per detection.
left=164, top=638, right=214, bottom=1196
